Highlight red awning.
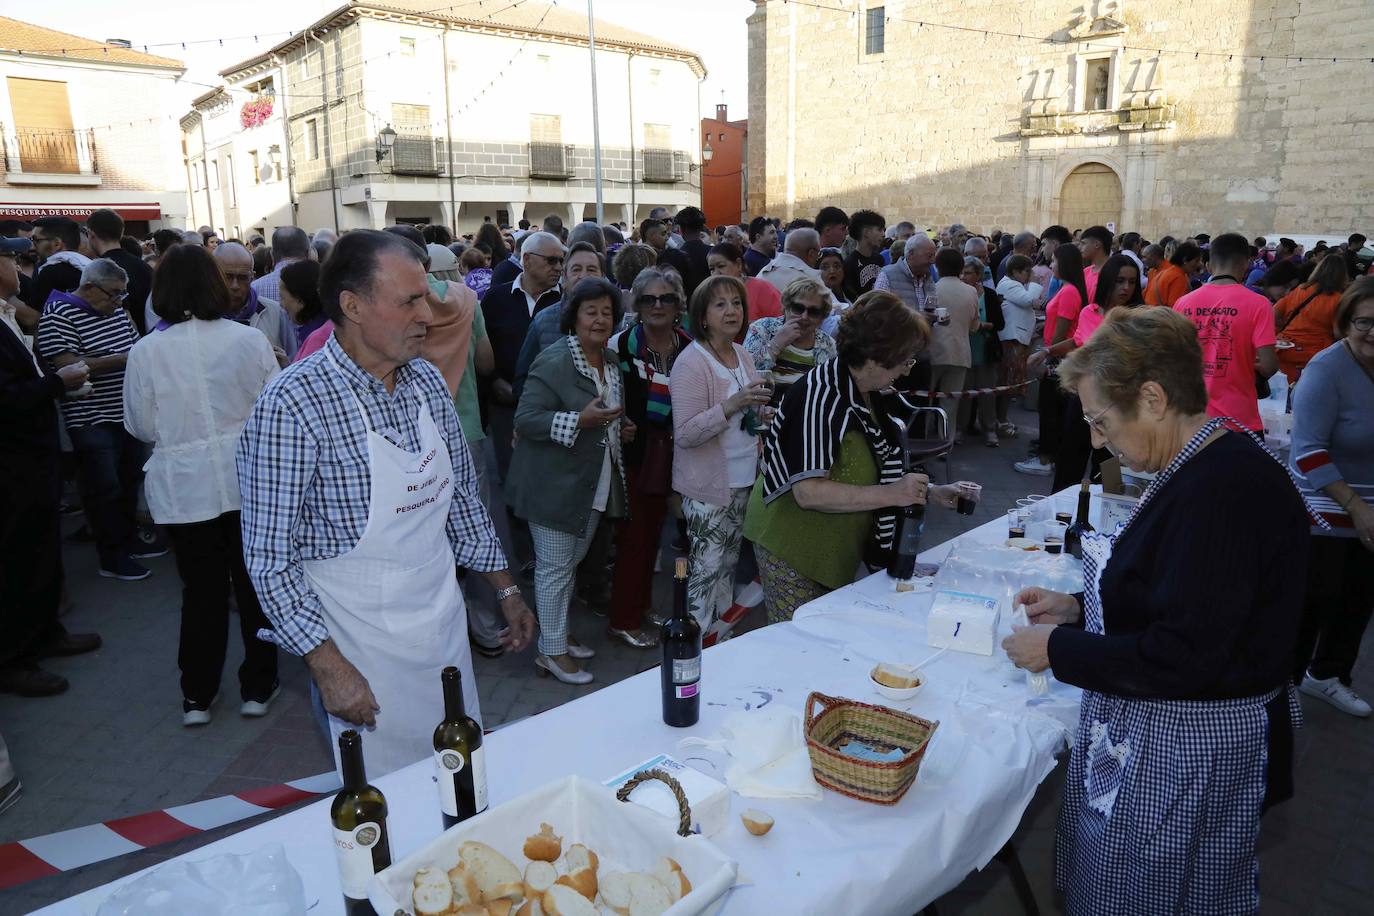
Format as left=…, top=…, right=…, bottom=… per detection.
left=0, top=203, right=162, bottom=221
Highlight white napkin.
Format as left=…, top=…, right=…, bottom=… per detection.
left=679, top=708, right=822, bottom=800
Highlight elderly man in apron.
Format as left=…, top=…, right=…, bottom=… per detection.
left=237, top=230, right=534, bottom=777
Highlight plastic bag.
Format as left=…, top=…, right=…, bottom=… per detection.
left=95, top=842, right=306, bottom=916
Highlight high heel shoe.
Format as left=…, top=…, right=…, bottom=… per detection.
left=609, top=627, right=658, bottom=649
left=567, top=640, right=595, bottom=660
left=535, top=654, right=593, bottom=684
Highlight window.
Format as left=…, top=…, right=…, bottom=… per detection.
left=529, top=115, right=571, bottom=179
left=210, top=160, right=220, bottom=190
left=649, top=68, right=662, bottom=88
left=305, top=118, right=320, bottom=160
left=390, top=103, right=437, bottom=173
left=6, top=76, right=79, bottom=173
left=250, top=149, right=261, bottom=185
left=644, top=123, right=671, bottom=149
left=865, top=7, right=885, bottom=55
left=227, top=154, right=237, bottom=205
left=399, top=36, right=416, bottom=57
left=190, top=159, right=201, bottom=190
left=718, top=133, right=725, bottom=142
left=530, top=113, right=562, bottom=144
left=1086, top=58, right=1111, bottom=110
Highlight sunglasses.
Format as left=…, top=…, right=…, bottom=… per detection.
left=530, top=253, right=565, bottom=268
left=786, top=303, right=828, bottom=320
left=637, top=293, right=681, bottom=309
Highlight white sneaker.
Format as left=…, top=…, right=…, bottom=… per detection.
left=1299, top=675, right=1372, bottom=717
left=733, top=579, right=765, bottom=609
left=240, top=683, right=281, bottom=718
left=1013, top=457, right=1054, bottom=476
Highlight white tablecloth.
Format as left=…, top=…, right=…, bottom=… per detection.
left=43, top=498, right=1092, bottom=916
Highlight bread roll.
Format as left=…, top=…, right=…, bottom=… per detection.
left=460, top=841, right=525, bottom=901
left=597, top=872, right=632, bottom=915
left=624, top=873, right=673, bottom=916
left=651, top=858, right=691, bottom=902
left=542, top=883, right=600, bottom=916
left=562, top=844, right=600, bottom=876
left=413, top=866, right=455, bottom=916
left=741, top=809, right=775, bottom=835
left=555, top=867, right=597, bottom=901
left=524, top=860, right=558, bottom=899
left=523, top=823, right=563, bottom=862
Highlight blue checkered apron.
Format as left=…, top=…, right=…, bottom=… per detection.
left=1053, top=418, right=1312, bottom=915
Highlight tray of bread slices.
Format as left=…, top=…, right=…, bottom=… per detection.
left=370, top=774, right=738, bottom=916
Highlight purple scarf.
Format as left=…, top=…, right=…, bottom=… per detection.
left=230, top=286, right=264, bottom=323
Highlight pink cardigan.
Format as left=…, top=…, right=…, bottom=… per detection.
left=671, top=341, right=761, bottom=507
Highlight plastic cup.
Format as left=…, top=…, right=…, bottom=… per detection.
left=1007, top=508, right=1027, bottom=539
left=1043, top=520, right=1067, bottom=554
left=956, top=482, right=982, bottom=516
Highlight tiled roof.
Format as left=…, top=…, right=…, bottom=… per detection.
left=0, top=16, right=184, bottom=69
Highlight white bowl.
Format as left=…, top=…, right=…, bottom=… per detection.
left=870, top=663, right=925, bottom=701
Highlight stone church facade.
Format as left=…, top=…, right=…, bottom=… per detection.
left=746, top=0, right=1374, bottom=238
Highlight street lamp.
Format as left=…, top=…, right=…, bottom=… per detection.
left=375, top=124, right=398, bottom=163
left=267, top=144, right=282, bottom=181
left=702, top=140, right=714, bottom=163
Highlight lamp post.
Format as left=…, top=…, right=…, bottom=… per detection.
left=375, top=124, right=397, bottom=163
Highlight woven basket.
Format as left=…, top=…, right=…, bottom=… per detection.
left=804, top=691, right=940, bottom=805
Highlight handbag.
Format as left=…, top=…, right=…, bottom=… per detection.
left=636, top=426, right=675, bottom=498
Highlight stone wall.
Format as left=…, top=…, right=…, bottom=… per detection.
left=747, top=0, right=1374, bottom=238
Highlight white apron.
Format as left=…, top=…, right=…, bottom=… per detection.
left=305, top=357, right=479, bottom=778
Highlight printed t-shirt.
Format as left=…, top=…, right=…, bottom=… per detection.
left=1173, top=283, right=1276, bottom=431
left=843, top=250, right=886, bottom=301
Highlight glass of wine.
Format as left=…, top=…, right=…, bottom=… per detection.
left=956, top=482, right=982, bottom=516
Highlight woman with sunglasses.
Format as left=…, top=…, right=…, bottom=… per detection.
left=605, top=268, right=692, bottom=649
left=743, top=291, right=973, bottom=623
left=672, top=275, right=770, bottom=642
left=742, top=277, right=837, bottom=400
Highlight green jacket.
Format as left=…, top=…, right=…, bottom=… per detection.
left=506, top=335, right=627, bottom=534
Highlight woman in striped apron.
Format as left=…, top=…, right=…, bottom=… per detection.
left=1003, top=307, right=1324, bottom=914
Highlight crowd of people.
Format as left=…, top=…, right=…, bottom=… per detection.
left=1, top=200, right=1371, bottom=912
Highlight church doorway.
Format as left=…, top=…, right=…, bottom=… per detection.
left=1058, top=162, right=1122, bottom=231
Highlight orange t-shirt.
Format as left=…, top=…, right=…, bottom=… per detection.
left=1273, top=285, right=1341, bottom=383
left=1145, top=263, right=1190, bottom=307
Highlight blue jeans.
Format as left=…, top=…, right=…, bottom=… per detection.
left=67, top=422, right=145, bottom=567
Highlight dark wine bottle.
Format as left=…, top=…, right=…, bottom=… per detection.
left=887, top=503, right=925, bottom=579
left=433, top=666, right=488, bottom=830
left=1065, top=480, right=1095, bottom=559
left=331, top=730, right=392, bottom=916
left=661, top=557, right=701, bottom=727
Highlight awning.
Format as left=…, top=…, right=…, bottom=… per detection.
left=0, top=203, right=163, bottom=221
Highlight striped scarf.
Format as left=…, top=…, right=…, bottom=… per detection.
left=620, top=323, right=684, bottom=426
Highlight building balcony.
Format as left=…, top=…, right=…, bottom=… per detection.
left=2, top=127, right=100, bottom=185
left=528, top=142, right=576, bottom=180
left=641, top=147, right=686, bottom=183
left=390, top=133, right=445, bottom=176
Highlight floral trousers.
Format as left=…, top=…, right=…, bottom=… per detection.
left=681, top=488, right=751, bottom=629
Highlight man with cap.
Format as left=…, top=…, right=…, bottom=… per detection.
left=0, top=235, right=102, bottom=697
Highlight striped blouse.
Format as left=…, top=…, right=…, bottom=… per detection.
left=1290, top=341, right=1374, bottom=536
left=759, top=358, right=907, bottom=553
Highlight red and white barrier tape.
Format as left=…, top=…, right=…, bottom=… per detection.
left=898, top=380, right=1032, bottom=400
left=0, top=771, right=341, bottom=890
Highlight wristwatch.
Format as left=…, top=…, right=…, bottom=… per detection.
left=495, top=584, right=522, bottom=602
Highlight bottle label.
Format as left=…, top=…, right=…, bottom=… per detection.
left=675, top=683, right=699, bottom=699
left=672, top=657, right=700, bottom=685
left=433, top=745, right=489, bottom=818
left=333, top=822, right=383, bottom=898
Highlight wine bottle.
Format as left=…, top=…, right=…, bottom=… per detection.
left=887, top=503, right=925, bottom=579
left=1065, top=479, right=1096, bottom=559
left=661, top=557, right=701, bottom=727
left=332, top=730, right=392, bottom=916
left=433, top=666, right=488, bottom=830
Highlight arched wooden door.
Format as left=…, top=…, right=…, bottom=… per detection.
left=1058, top=163, right=1122, bottom=231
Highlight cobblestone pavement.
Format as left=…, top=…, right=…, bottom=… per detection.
left=3, top=401, right=1371, bottom=914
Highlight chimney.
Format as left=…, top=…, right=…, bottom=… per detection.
left=716, top=103, right=728, bottom=121
left=106, top=38, right=132, bottom=48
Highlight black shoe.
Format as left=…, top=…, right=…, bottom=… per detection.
left=471, top=640, right=505, bottom=659
left=0, top=664, right=69, bottom=697
left=100, top=556, right=151, bottom=581
left=38, top=632, right=102, bottom=658
left=58, top=501, right=83, bottom=517
left=128, top=527, right=169, bottom=559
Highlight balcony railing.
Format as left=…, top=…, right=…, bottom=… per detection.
left=2, top=126, right=98, bottom=176
left=390, top=132, right=442, bottom=176
left=641, top=147, right=685, bottom=183
left=529, top=141, right=575, bottom=179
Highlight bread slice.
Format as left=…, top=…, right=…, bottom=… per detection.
left=651, top=858, right=691, bottom=903
left=524, top=859, right=558, bottom=900
left=413, top=866, right=455, bottom=916
left=542, top=883, right=600, bottom=916
left=514, top=899, right=544, bottom=916
left=460, top=840, right=525, bottom=901
left=523, top=823, right=563, bottom=862
left=562, top=844, right=600, bottom=876
left=487, top=901, right=515, bottom=916
left=450, top=862, right=482, bottom=906
left=555, top=867, right=597, bottom=901
left=456, top=906, right=489, bottom=916
left=597, top=872, right=632, bottom=915
left=625, top=873, right=673, bottom=916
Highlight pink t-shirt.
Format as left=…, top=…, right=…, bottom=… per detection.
left=1043, top=283, right=1085, bottom=346
left=1173, top=284, right=1276, bottom=431
left=1084, top=263, right=1101, bottom=302
left=1072, top=303, right=1105, bottom=347
left=294, top=321, right=334, bottom=362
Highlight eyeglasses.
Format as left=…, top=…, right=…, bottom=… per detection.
left=96, top=285, right=129, bottom=302
left=530, top=253, right=565, bottom=268
left=786, top=302, right=828, bottom=320
left=887, top=355, right=919, bottom=372
left=1083, top=403, right=1114, bottom=435
left=637, top=293, right=681, bottom=309
left=31, top=234, right=56, bottom=244
left=1352, top=316, right=1374, bottom=333
left=221, top=271, right=254, bottom=283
